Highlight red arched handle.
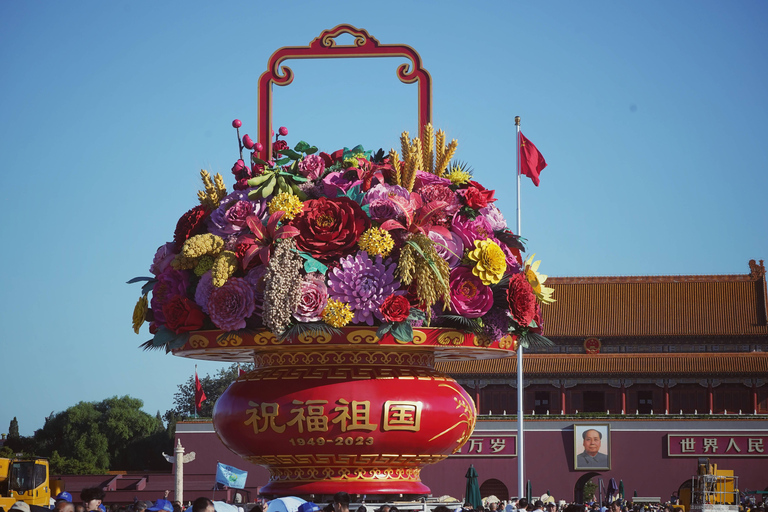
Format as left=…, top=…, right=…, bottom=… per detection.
left=257, top=24, right=432, bottom=161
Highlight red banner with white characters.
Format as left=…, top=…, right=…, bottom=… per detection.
left=667, top=434, right=767, bottom=457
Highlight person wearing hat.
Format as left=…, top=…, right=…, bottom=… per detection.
left=10, top=502, right=32, bottom=512
left=299, top=503, right=321, bottom=512
left=191, top=498, right=215, bottom=512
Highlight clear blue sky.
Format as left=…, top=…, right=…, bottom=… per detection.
left=1, top=1, right=766, bottom=436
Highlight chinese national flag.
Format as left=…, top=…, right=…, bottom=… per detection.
left=194, top=371, right=207, bottom=410
left=519, top=131, right=547, bottom=186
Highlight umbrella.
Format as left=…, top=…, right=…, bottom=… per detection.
left=619, top=481, right=625, bottom=499
left=464, top=465, right=483, bottom=510
left=633, top=491, right=638, bottom=498
left=267, top=497, right=307, bottom=512
left=607, top=479, right=618, bottom=502
left=526, top=480, right=532, bottom=504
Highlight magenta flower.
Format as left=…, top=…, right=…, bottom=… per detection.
left=242, top=134, right=254, bottom=150
left=150, top=242, right=177, bottom=276
left=298, top=154, right=325, bottom=180
left=448, top=266, right=493, bottom=318
left=428, top=229, right=465, bottom=268
left=327, top=251, right=401, bottom=325
left=232, top=119, right=242, bottom=128
left=207, top=191, right=268, bottom=238
left=452, top=213, right=497, bottom=249
left=322, top=171, right=363, bottom=197
left=414, top=170, right=452, bottom=189
left=194, top=271, right=215, bottom=314
left=150, top=267, right=190, bottom=325
left=244, top=265, right=268, bottom=315
left=278, top=126, right=289, bottom=136
left=207, top=277, right=255, bottom=331
left=293, top=272, right=328, bottom=322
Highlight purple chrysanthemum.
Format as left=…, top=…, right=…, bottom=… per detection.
left=207, top=191, right=268, bottom=237
left=414, top=170, right=452, bottom=189
left=482, top=307, right=510, bottom=342
left=362, top=183, right=410, bottom=205
left=367, top=198, right=402, bottom=221
left=327, top=251, right=401, bottom=325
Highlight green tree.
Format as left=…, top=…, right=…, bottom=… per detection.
left=8, top=417, right=20, bottom=439
left=33, top=395, right=172, bottom=473
left=165, top=364, right=253, bottom=421
left=583, top=480, right=598, bottom=503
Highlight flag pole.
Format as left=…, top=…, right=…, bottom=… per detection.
left=194, top=364, right=198, bottom=419
left=514, top=115, right=525, bottom=500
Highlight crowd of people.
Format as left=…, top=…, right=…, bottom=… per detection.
left=3, top=489, right=765, bottom=512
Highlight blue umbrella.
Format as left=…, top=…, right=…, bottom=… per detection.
left=465, top=465, right=483, bottom=510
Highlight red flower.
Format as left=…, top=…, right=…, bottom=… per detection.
left=173, top=205, right=209, bottom=251
left=290, top=196, right=370, bottom=261
left=162, top=295, right=205, bottom=334
left=379, top=294, right=411, bottom=322
left=507, top=272, right=537, bottom=327
left=460, top=181, right=497, bottom=210
left=273, top=140, right=288, bottom=152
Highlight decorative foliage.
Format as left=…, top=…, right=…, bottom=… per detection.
left=130, top=120, right=554, bottom=350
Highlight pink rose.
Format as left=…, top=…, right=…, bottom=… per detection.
left=292, top=273, right=328, bottom=322
left=150, top=242, right=177, bottom=276
left=298, top=154, right=325, bottom=180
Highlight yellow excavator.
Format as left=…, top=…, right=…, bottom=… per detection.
left=0, top=457, right=52, bottom=510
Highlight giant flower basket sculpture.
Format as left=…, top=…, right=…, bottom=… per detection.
left=130, top=24, right=553, bottom=498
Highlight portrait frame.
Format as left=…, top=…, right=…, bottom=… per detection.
left=573, top=423, right=611, bottom=471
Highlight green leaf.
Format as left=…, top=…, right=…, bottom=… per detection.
left=127, top=276, right=154, bottom=284
left=407, top=308, right=426, bottom=322
left=294, top=141, right=310, bottom=153
left=305, top=146, right=318, bottom=155
left=151, top=327, right=177, bottom=347
left=298, top=251, right=328, bottom=274
left=141, top=281, right=155, bottom=296
left=375, top=323, right=393, bottom=339
left=167, top=332, right=191, bottom=349
left=391, top=321, right=414, bottom=342
left=280, top=149, right=302, bottom=160
left=251, top=156, right=268, bottom=166
left=274, top=157, right=291, bottom=166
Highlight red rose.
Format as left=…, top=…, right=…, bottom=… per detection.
left=173, top=205, right=209, bottom=251
left=379, top=294, right=411, bottom=322
left=162, top=295, right=205, bottom=334
left=273, top=140, right=288, bottom=152
left=460, top=181, right=496, bottom=210
left=507, top=272, right=537, bottom=327
left=290, top=196, right=371, bottom=261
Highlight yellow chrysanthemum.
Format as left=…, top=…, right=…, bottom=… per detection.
left=466, top=239, right=507, bottom=285
left=322, top=299, right=354, bottom=328
left=524, top=253, right=555, bottom=304
left=132, top=295, right=148, bottom=334
left=446, top=166, right=472, bottom=185
left=343, top=156, right=360, bottom=168
left=358, top=227, right=395, bottom=257
left=194, top=255, right=214, bottom=276
left=268, top=192, right=304, bottom=220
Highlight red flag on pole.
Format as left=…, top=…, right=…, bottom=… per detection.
left=519, top=131, right=547, bottom=186
left=195, top=371, right=207, bottom=410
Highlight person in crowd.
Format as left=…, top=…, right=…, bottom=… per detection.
left=81, top=488, right=106, bottom=512
left=55, top=501, right=75, bottom=512
left=532, top=502, right=544, bottom=512
left=517, top=500, right=529, bottom=512
left=332, top=493, right=350, bottom=512
left=434, top=506, right=452, bottom=512
left=191, top=498, right=214, bottom=512
left=377, top=506, right=391, bottom=512
left=299, top=503, right=321, bottom=512
left=489, top=503, right=499, bottom=512
left=10, top=502, right=31, bottom=512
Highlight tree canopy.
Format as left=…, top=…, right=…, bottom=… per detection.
left=164, top=364, right=252, bottom=421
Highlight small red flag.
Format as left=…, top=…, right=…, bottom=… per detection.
left=519, top=131, right=547, bottom=186
left=238, top=367, right=246, bottom=376
left=195, top=371, right=207, bottom=410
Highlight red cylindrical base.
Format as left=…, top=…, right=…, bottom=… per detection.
left=213, top=346, right=476, bottom=497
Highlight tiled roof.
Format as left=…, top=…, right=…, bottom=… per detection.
left=541, top=263, right=768, bottom=338
left=436, top=352, right=768, bottom=376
